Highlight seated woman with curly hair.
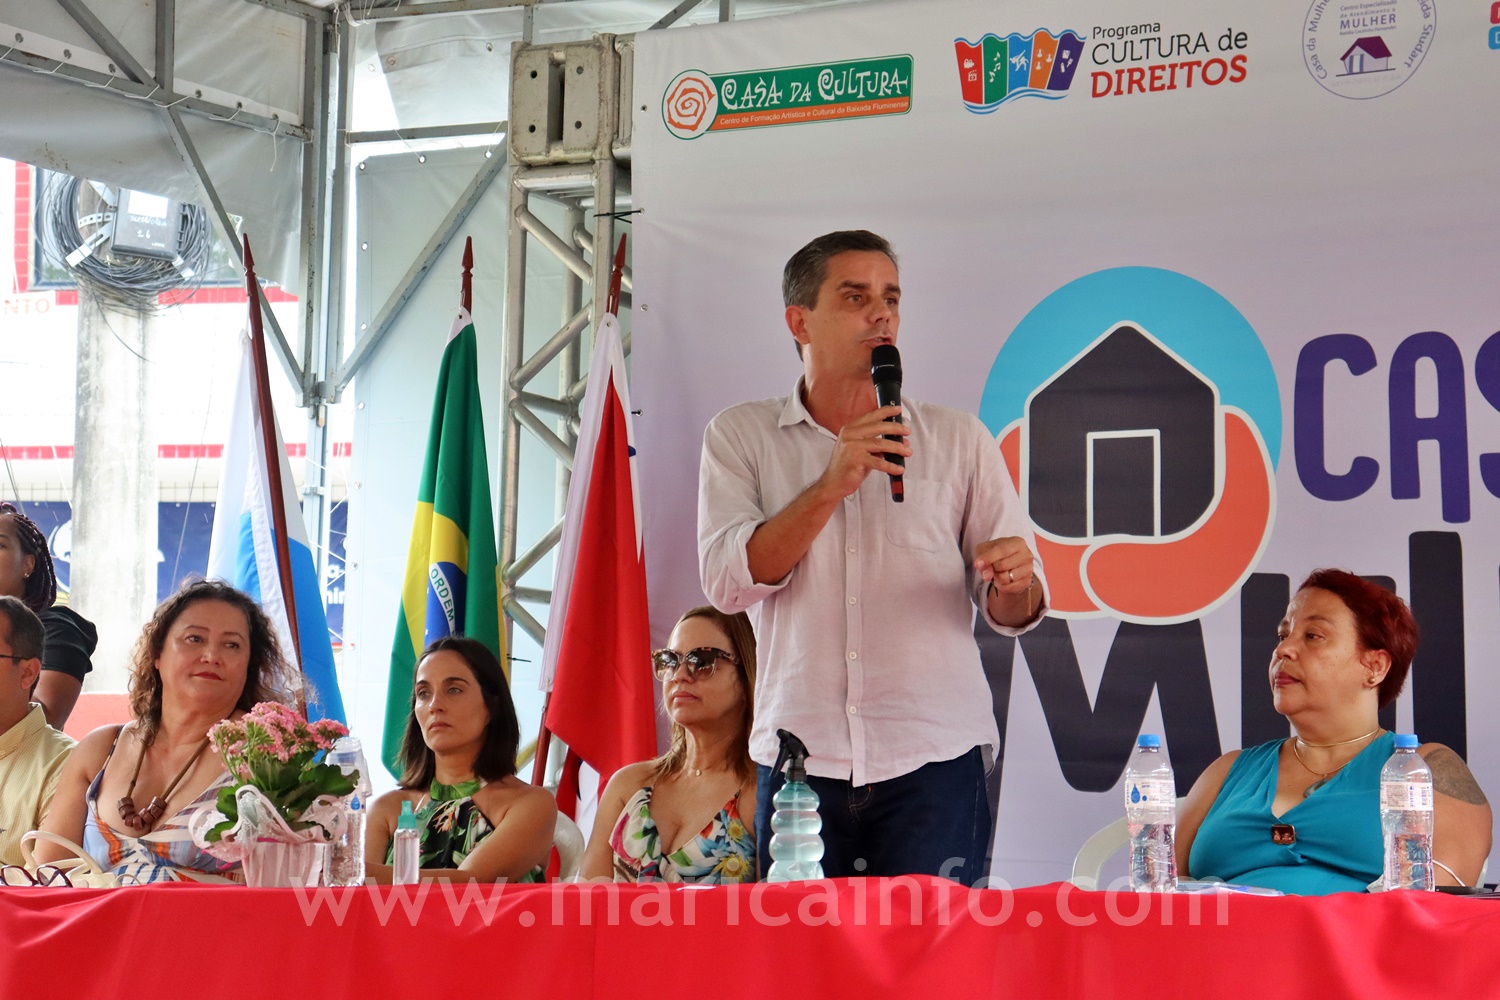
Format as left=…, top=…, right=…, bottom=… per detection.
left=35, top=580, right=297, bottom=883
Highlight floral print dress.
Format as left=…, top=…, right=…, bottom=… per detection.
left=384, top=779, right=542, bottom=882
left=609, top=786, right=756, bottom=884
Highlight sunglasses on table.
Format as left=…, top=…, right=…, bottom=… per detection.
left=651, top=647, right=737, bottom=681
left=0, top=864, right=77, bottom=887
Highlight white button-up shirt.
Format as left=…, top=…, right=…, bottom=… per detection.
left=698, top=381, right=1046, bottom=786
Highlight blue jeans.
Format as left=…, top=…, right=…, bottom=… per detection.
left=755, top=747, right=991, bottom=886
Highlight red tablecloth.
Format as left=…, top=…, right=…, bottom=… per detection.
left=4, top=879, right=1497, bottom=998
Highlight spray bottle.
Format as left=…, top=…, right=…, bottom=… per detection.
left=766, top=729, right=824, bottom=882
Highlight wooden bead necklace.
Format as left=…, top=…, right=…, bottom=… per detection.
left=117, top=736, right=212, bottom=832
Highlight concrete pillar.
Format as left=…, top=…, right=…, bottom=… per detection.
left=70, top=287, right=157, bottom=692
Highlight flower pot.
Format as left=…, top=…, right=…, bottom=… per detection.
left=241, top=836, right=328, bottom=888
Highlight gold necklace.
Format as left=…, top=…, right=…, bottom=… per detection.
left=1289, top=730, right=1379, bottom=797
left=1296, top=727, right=1381, bottom=748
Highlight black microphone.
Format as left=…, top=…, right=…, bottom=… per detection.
left=870, top=344, right=904, bottom=503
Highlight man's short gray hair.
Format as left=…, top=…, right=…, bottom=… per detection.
left=782, top=230, right=899, bottom=310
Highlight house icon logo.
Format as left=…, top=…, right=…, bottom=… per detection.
left=1339, top=36, right=1392, bottom=75
left=979, top=268, right=1280, bottom=624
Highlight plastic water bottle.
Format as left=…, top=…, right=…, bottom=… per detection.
left=393, top=800, right=420, bottom=886
left=326, top=737, right=373, bottom=887
left=1381, top=734, right=1435, bottom=891
left=766, top=729, right=824, bottom=882
left=1124, top=734, right=1177, bottom=892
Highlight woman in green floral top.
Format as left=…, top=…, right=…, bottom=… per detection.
left=366, top=636, right=555, bottom=883
left=581, top=607, right=758, bottom=883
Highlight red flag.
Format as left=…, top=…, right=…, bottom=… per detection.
left=541, top=315, right=656, bottom=817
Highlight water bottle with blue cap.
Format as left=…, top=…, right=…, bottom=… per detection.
left=325, top=736, right=374, bottom=886
left=1380, top=733, right=1434, bottom=891
left=1124, top=733, right=1177, bottom=892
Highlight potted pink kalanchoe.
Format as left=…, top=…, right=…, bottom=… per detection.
left=195, top=702, right=358, bottom=886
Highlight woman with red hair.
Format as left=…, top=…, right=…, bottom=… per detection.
left=1176, top=569, right=1491, bottom=893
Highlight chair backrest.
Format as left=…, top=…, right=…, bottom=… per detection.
left=1069, top=816, right=1131, bottom=891
left=554, top=812, right=585, bottom=880
left=62, top=692, right=131, bottom=740
left=1069, top=799, right=1186, bottom=891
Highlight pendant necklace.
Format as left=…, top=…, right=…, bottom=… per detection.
left=1290, top=728, right=1380, bottom=797
left=118, top=735, right=213, bottom=832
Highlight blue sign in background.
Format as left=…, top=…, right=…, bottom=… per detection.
left=9, top=500, right=347, bottom=644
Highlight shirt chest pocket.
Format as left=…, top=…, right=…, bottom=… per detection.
left=882, top=479, right=960, bottom=553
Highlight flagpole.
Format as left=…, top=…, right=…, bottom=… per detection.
left=242, top=235, right=307, bottom=710
left=461, top=236, right=473, bottom=314
left=532, top=233, right=631, bottom=789
left=531, top=695, right=555, bottom=786
left=605, top=234, right=626, bottom=316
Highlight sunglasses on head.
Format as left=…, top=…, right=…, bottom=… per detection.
left=651, top=647, right=736, bottom=681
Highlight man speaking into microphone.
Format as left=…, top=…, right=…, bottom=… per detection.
left=698, top=230, right=1046, bottom=884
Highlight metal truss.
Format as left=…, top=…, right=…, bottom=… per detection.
left=500, top=35, right=626, bottom=647
left=498, top=4, right=737, bottom=653
left=13, top=0, right=736, bottom=624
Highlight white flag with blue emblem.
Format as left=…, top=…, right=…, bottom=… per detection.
left=207, top=336, right=345, bottom=723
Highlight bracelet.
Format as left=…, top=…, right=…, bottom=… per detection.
left=988, top=575, right=1041, bottom=622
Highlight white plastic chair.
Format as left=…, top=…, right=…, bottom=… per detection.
left=1069, top=799, right=1186, bottom=891
left=553, top=813, right=585, bottom=880
left=1069, top=817, right=1131, bottom=891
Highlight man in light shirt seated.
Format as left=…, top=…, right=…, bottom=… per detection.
left=698, top=230, right=1047, bottom=885
left=0, top=595, right=75, bottom=866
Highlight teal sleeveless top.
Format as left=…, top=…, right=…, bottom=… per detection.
left=1188, top=732, right=1393, bottom=895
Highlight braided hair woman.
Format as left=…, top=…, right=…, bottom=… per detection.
left=0, top=503, right=97, bottom=727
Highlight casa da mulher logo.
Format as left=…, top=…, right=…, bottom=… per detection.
left=1302, top=0, right=1436, bottom=99
left=979, top=268, right=1281, bottom=625
left=954, top=29, right=1086, bottom=112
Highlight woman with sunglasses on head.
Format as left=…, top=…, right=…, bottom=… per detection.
left=581, top=606, right=758, bottom=883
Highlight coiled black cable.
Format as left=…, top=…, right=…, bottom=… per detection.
left=35, top=171, right=214, bottom=312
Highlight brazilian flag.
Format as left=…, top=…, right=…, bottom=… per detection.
left=383, top=315, right=502, bottom=777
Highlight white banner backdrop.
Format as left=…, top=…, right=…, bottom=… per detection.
left=631, top=0, right=1500, bottom=886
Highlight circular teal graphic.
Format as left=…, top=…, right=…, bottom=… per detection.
left=979, top=267, right=1281, bottom=467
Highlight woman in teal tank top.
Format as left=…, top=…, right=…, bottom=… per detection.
left=1176, top=570, right=1490, bottom=894
left=366, top=636, right=556, bottom=884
